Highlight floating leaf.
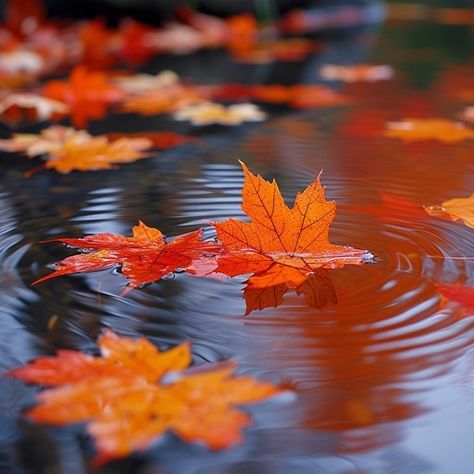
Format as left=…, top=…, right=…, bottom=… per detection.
left=320, top=64, right=394, bottom=82
left=120, top=85, right=205, bottom=116
left=34, top=221, right=221, bottom=289
left=174, top=102, right=266, bottom=126
left=9, top=330, right=281, bottom=464
left=5, top=0, right=46, bottom=35
left=231, top=39, right=317, bottom=64
left=384, top=118, right=474, bottom=143
left=425, top=193, right=474, bottom=228
left=212, top=162, right=372, bottom=292
left=0, top=49, right=44, bottom=76
left=225, top=13, right=258, bottom=57
left=43, top=66, right=124, bottom=127
left=113, top=71, right=179, bottom=94
left=0, top=93, right=68, bottom=124
left=0, top=125, right=153, bottom=173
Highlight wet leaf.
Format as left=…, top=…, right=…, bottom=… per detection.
left=225, top=13, right=258, bottom=57
left=174, top=102, right=266, bottom=126
left=212, top=162, right=372, bottom=292
left=425, top=193, right=474, bottom=228
left=384, top=118, right=474, bottom=143
left=320, top=64, right=394, bottom=82
left=146, top=23, right=207, bottom=54
left=231, top=39, right=317, bottom=64
left=0, top=49, right=44, bottom=77
left=0, top=93, right=68, bottom=125
left=113, top=71, right=179, bottom=94
left=120, top=84, right=205, bottom=116
left=43, top=66, right=124, bottom=127
left=5, top=0, right=46, bottom=35
left=8, top=330, right=281, bottom=464
left=0, top=125, right=153, bottom=173
left=75, top=19, right=117, bottom=68
left=34, top=221, right=221, bottom=289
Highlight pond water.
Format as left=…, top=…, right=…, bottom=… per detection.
left=0, top=8, right=473, bottom=474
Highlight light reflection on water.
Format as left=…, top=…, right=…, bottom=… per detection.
left=0, top=14, right=473, bottom=474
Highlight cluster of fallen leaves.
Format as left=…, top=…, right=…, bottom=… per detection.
left=0, top=0, right=318, bottom=89
left=8, top=330, right=282, bottom=464
left=8, top=161, right=474, bottom=464
left=1, top=0, right=473, bottom=466
left=0, top=67, right=353, bottom=129
left=34, top=162, right=372, bottom=313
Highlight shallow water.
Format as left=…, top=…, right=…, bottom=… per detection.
left=0, top=12, right=473, bottom=474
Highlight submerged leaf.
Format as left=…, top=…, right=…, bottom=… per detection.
left=34, top=221, right=221, bottom=289
left=9, top=331, right=281, bottom=463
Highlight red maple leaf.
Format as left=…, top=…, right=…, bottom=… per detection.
left=34, top=221, right=221, bottom=290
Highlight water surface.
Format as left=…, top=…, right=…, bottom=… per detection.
left=0, top=10, right=473, bottom=474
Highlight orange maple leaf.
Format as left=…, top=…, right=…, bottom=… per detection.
left=174, top=101, right=266, bottom=126
left=384, top=118, right=474, bottom=143
left=212, top=162, right=372, bottom=291
left=34, top=221, right=221, bottom=289
left=424, top=193, right=474, bottom=228
left=0, top=125, right=153, bottom=173
left=43, top=66, right=124, bottom=127
left=225, top=13, right=258, bottom=57
left=8, top=330, right=281, bottom=464
left=120, top=85, right=205, bottom=116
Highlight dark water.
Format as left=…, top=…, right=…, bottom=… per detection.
left=0, top=11, right=473, bottom=474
